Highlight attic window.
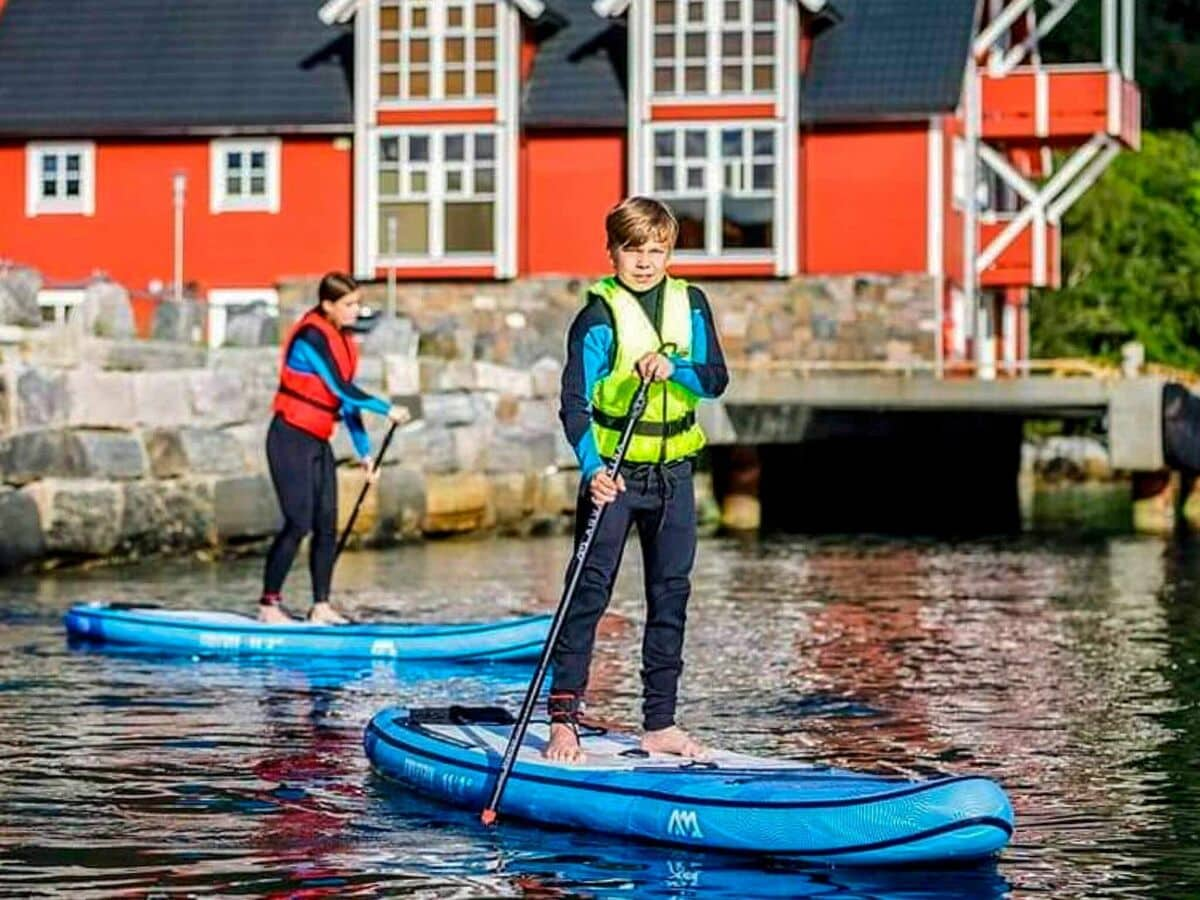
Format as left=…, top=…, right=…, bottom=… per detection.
left=652, top=0, right=777, bottom=97
left=26, top=142, right=95, bottom=217
left=379, top=1, right=498, bottom=101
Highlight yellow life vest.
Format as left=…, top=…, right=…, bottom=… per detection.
left=589, top=275, right=707, bottom=464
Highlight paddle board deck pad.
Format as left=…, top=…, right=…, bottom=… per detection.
left=64, top=602, right=551, bottom=661
left=364, top=706, right=1014, bottom=866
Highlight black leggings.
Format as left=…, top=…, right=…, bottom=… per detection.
left=262, top=415, right=338, bottom=605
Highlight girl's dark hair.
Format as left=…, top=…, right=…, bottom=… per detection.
left=317, top=272, right=359, bottom=306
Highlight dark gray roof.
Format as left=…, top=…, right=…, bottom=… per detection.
left=801, top=0, right=975, bottom=123
left=524, top=0, right=973, bottom=128
left=522, top=0, right=627, bottom=128
left=0, top=0, right=352, bottom=136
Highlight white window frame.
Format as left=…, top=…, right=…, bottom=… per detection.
left=209, top=139, right=281, bottom=214
left=35, top=289, right=85, bottom=326
left=26, top=142, right=95, bottom=217
left=371, top=126, right=502, bottom=266
left=376, top=0, right=500, bottom=106
left=206, top=288, right=280, bottom=348
left=647, top=121, right=782, bottom=261
left=650, top=0, right=781, bottom=100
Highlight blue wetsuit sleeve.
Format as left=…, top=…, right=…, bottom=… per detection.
left=668, top=287, right=729, bottom=399
left=559, top=296, right=614, bottom=481
left=288, top=329, right=391, bottom=418
left=344, top=410, right=370, bottom=459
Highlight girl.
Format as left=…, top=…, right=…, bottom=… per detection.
left=259, top=272, right=408, bottom=625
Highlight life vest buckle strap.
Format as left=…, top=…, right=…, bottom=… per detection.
left=592, top=408, right=696, bottom=438
left=276, top=382, right=341, bottom=415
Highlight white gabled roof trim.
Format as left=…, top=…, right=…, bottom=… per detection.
left=593, top=0, right=631, bottom=16
left=321, top=0, right=543, bottom=25
left=798, top=0, right=828, bottom=11
left=318, top=0, right=358, bottom=26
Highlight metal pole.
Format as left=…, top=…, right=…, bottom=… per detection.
left=964, top=55, right=981, bottom=375
left=387, top=217, right=397, bottom=319
left=172, top=172, right=186, bottom=301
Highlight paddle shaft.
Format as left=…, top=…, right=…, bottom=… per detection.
left=334, top=421, right=398, bottom=561
left=481, top=378, right=651, bottom=825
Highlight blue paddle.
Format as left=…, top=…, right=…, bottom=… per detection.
left=481, top=376, right=652, bottom=826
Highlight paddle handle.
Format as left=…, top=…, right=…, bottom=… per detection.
left=481, top=378, right=651, bottom=825
left=334, top=421, right=398, bottom=561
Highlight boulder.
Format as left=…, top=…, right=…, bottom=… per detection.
left=422, top=392, right=492, bottom=428
left=419, top=359, right=477, bottom=392
left=423, top=472, right=492, bottom=534
left=151, top=298, right=206, bottom=343
left=71, top=430, right=147, bottom=480
left=376, top=465, right=425, bottom=542
left=132, top=370, right=192, bottom=427
left=530, top=356, right=562, bottom=397
left=26, top=478, right=124, bottom=556
left=473, top=361, right=533, bottom=398
left=223, top=303, right=279, bottom=347
left=336, top=465, right=378, bottom=545
left=119, top=478, right=216, bottom=555
left=93, top=339, right=207, bottom=372
left=76, top=281, right=136, bottom=339
left=0, top=487, right=46, bottom=571
left=0, top=265, right=43, bottom=328
left=146, top=427, right=247, bottom=478
left=489, top=472, right=537, bottom=534
left=485, top=425, right=556, bottom=473
left=383, top=354, right=420, bottom=396
left=65, top=370, right=137, bottom=428
left=359, top=315, right=418, bottom=357
left=0, top=429, right=79, bottom=485
left=221, top=422, right=269, bottom=473
left=15, top=367, right=67, bottom=429
left=189, top=369, right=249, bottom=427
left=213, top=473, right=281, bottom=541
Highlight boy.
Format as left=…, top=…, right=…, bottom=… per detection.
left=547, top=196, right=729, bottom=763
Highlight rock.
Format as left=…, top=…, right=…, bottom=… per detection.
left=336, top=466, right=378, bottom=546
left=452, top=425, right=489, bottom=472
left=423, top=392, right=490, bottom=427
left=421, top=426, right=457, bottom=474
left=76, top=281, right=136, bottom=339
left=189, top=369, right=249, bottom=426
left=71, top=430, right=147, bottom=480
left=0, top=265, right=43, bottom=328
left=151, top=299, right=206, bottom=343
left=376, top=466, right=425, bottom=542
left=531, top=469, right=579, bottom=533
left=213, top=473, right=281, bottom=541
left=330, top=414, right=392, bottom=464
left=119, top=478, right=216, bottom=555
left=490, top=472, right=536, bottom=534
left=423, top=472, right=492, bottom=534
left=473, top=361, right=533, bottom=398
left=223, top=303, right=278, bottom=347
left=359, top=316, right=418, bottom=357
left=486, top=425, right=555, bottom=473
left=93, top=339, right=207, bottom=372
left=221, top=422, right=269, bottom=473
left=0, top=429, right=79, bottom=485
left=721, top=493, right=761, bottom=531
left=693, top=470, right=721, bottom=534
left=65, top=370, right=137, bottom=427
left=420, top=360, right=477, bottom=392
left=27, top=478, right=124, bottom=556
left=146, top=427, right=247, bottom=477
left=383, top=354, right=420, bottom=396
left=0, top=487, right=46, bottom=571
left=132, top=370, right=192, bottom=427
left=15, top=367, right=67, bottom=428
left=530, top=357, right=562, bottom=397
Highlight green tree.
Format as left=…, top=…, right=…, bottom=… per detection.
left=1031, top=130, right=1200, bottom=369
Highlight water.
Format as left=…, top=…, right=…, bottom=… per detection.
left=2, top=533, right=1199, bottom=898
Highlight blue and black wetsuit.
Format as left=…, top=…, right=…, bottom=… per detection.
left=550, top=278, right=728, bottom=732
left=262, top=324, right=390, bottom=608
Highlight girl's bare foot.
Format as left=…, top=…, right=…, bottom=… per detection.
left=258, top=603, right=297, bottom=625
left=543, top=722, right=587, bottom=764
left=307, top=601, right=350, bottom=625
left=641, top=725, right=709, bottom=759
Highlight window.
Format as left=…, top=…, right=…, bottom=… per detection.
left=36, top=289, right=85, bottom=326
left=379, top=1, right=498, bottom=102
left=377, top=130, right=497, bottom=259
left=653, top=0, right=777, bottom=97
left=206, top=289, right=280, bottom=348
left=210, top=139, right=281, bottom=213
left=652, top=124, right=777, bottom=255
left=26, top=142, right=95, bottom=216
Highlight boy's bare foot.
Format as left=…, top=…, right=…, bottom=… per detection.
left=258, top=604, right=297, bottom=625
left=543, top=722, right=587, bottom=764
left=641, top=725, right=710, bottom=760
left=307, top=601, right=350, bottom=625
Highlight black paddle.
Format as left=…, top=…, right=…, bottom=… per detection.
left=334, top=421, right=398, bottom=561
left=481, top=377, right=651, bottom=826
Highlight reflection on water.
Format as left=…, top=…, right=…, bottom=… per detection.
left=1, top=533, right=1199, bottom=896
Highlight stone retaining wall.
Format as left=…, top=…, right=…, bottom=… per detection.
left=0, top=268, right=937, bottom=571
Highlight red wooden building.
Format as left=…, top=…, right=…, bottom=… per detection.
left=0, top=0, right=1138, bottom=366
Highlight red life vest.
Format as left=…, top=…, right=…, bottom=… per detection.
left=271, top=309, right=359, bottom=440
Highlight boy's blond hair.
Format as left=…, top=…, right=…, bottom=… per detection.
left=605, top=196, right=679, bottom=251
